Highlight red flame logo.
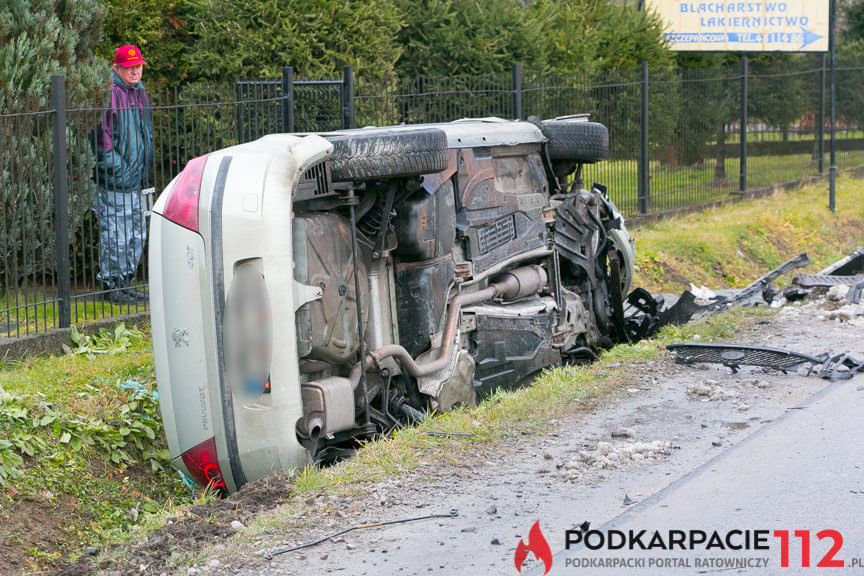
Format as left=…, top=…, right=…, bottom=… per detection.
left=514, top=521, right=553, bottom=575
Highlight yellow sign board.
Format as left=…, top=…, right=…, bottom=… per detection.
left=647, top=1, right=830, bottom=52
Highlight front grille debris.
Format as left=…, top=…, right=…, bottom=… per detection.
left=667, top=343, right=864, bottom=381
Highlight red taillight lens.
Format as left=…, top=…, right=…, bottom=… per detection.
left=163, top=155, right=208, bottom=232
left=180, top=436, right=228, bottom=495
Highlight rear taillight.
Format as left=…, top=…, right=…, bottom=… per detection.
left=180, top=436, right=228, bottom=495
left=163, top=155, right=208, bottom=232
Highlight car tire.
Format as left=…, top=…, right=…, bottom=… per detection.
left=540, top=119, right=608, bottom=163
left=326, top=128, right=449, bottom=181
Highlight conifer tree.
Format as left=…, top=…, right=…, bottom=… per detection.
left=1, top=0, right=106, bottom=105
left=0, top=0, right=106, bottom=285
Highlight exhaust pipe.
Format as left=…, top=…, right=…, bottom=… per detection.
left=351, top=265, right=547, bottom=383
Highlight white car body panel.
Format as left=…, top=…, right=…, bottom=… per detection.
left=216, top=136, right=331, bottom=480
left=149, top=213, right=224, bottom=476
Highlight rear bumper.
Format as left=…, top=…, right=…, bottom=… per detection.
left=149, top=214, right=236, bottom=487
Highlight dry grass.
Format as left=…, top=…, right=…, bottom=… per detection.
left=633, top=176, right=864, bottom=293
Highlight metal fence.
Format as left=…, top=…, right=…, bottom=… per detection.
left=2, top=56, right=863, bottom=339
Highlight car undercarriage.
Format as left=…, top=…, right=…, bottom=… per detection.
left=287, top=119, right=635, bottom=462
left=150, top=117, right=642, bottom=492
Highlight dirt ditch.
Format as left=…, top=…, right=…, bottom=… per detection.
left=53, top=475, right=293, bottom=576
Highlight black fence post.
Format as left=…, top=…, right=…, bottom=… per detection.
left=740, top=56, right=748, bottom=194
left=829, top=0, right=837, bottom=212
left=235, top=82, right=244, bottom=143
left=282, top=66, right=295, bottom=133
left=512, top=64, right=523, bottom=120
left=343, top=66, right=355, bottom=129
left=51, top=75, right=71, bottom=329
left=638, top=62, right=649, bottom=214
left=818, top=53, right=826, bottom=174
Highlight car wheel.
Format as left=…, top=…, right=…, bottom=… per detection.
left=326, top=128, right=449, bottom=181
left=540, top=119, right=608, bottom=163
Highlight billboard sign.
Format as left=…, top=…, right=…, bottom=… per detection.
left=646, top=1, right=830, bottom=52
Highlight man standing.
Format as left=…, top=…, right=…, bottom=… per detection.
left=93, top=45, right=154, bottom=303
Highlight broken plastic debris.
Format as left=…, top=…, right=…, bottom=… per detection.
left=118, top=379, right=159, bottom=402
left=689, top=284, right=717, bottom=301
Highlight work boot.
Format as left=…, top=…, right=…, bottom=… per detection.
left=101, top=279, right=137, bottom=304
left=103, top=287, right=137, bottom=304
left=123, top=282, right=149, bottom=301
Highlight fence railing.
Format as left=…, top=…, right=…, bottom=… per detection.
left=2, top=56, right=863, bottom=339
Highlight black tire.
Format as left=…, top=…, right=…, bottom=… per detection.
left=540, top=119, right=608, bottom=163
left=326, top=128, right=448, bottom=181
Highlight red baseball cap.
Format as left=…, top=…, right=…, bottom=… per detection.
left=114, top=45, right=147, bottom=67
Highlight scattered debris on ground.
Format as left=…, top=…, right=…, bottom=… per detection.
left=668, top=342, right=864, bottom=381
left=792, top=248, right=864, bottom=297
left=655, top=248, right=864, bottom=329
left=722, top=252, right=811, bottom=307
left=666, top=248, right=864, bottom=381
left=557, top=440, right=673, bottom=480
left=686, top=379, right=739, bottom=401
left=263, top=510, right=459, bottom=560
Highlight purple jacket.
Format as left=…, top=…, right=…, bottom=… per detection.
left=93, top=71, right=154, bottom=192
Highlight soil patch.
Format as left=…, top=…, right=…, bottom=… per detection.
left=1, top=493, right=81, bottom=573
left=51, top=474, right=293, bottom=576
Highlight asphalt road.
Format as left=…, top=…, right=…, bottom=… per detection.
left=216, top=300, right=864, bottom=576
left=529, top=376, right=864, bottom=576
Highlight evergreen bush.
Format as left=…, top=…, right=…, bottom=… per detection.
left=0, top=0, right=106, bottom=289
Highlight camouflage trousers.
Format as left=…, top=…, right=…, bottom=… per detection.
left=95, top=187, right=146, bottom=288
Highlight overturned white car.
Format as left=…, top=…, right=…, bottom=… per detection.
left=149, top=117, right=635, bottom=493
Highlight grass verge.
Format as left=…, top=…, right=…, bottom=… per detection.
left=632, top=175, right=864, bottom=293
left=0, top=323, right=188, bottom=573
